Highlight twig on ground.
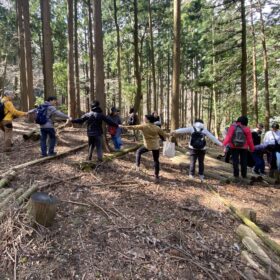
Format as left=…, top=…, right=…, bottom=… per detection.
left=86, top=198, right=113, bottom=223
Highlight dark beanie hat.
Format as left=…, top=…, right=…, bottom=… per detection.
left=145, top=114, right=155, bottom=123
left=237, top=116, right=248, bottom=126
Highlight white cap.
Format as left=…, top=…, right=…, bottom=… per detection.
left=4, top=90, right=15, bottom=98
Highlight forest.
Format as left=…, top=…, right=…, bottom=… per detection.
left=0, top=0, right=279, bottom=131
left=0, top=0, right=280, bottom=279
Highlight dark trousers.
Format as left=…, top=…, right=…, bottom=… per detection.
left=224, top=146, right=231, bottom=163
left=252, top=152, right=265, bottom=174
left=189, top=149, right=206, bottom=176
left=231, top=149, right=248, bottom=178
left=136, top=146, right=160, bottom=177
left=88, top=135, right=103, bottom=160
left=40, top=128, right=56, bottom=156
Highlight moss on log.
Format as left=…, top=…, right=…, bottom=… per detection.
left=0, top=170, right=16, bottom=188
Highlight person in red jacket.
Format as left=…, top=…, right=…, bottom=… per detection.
left=223, top=116, right=254, bottom=179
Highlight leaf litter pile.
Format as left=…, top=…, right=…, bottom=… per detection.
left=1, top=120, right=279, bottom=279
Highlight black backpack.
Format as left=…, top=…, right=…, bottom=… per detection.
left=231, top=124, right=246, bottom=147
left=35, top=104, right=49, bottom=125
left=128, top=113, right=137, bottom=125
left=0, top=101, right=6, bottom=121
left=190, top=127, right=206, bottom=149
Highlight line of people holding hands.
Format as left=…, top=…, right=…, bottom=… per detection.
left=1, top=92, right=279, bottom=184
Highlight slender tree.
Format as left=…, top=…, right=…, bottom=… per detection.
left=88, top=0, right=95, bottom=103
left=67, top=0, right=76, bottom=117
left=74, top=0, right=80, bottom=116
left=41, top=0, right=54, bottom=99
left=171, top=0, right=181, bottom=130
left=93, top=0, right=105, bottom=111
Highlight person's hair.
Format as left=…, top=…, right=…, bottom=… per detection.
left=47, top=96, right=58, bottom=102
left=3, top=90, right=15, bottom=97
left=257, top=123, right=264, bottom=129
left=194, top=119, right=204, bottom=124
left=145, top=114, right=155, bottom=123
left=91, top=100, right=100, bottom=108
left=237, top=116, right=248, bottom=126
left=272, top=123, right=279, bottom=130
left=129, top=108, right=135, bottom=114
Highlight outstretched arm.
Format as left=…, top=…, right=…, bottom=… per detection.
left=204, top=129, right=223, bottom=146
left=174, top=127, right=193, bottom=135
left=72, top=114, right=89, bottom=124
left=120, top=124, right=145, bottom=131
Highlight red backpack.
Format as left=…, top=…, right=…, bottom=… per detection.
left=108, top=126, right=117, bottom=136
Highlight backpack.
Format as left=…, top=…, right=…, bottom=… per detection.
left=190, top=127, right=206, bottom=149
left=0, top=101, right=6, bottom=121
left=231, top=124, right=246, bottom=147
left=35, top=104, right=49, bottom=125
left=108, top=126, right=117, bottom=136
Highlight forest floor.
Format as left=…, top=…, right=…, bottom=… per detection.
left=0, top=119, right=280, bottom=280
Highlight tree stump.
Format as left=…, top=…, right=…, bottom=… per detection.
left=240, top=208, right=257, bottom=223
left=29, top=192, right=57, bottom=227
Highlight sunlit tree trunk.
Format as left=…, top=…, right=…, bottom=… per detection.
left=74, top=0, right=80, bottom=117
left=171, top=0, right=181, bottom=130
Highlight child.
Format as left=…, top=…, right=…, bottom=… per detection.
left=120, top=115, right=166, bottom=182
left=108, top=107, right=122, bottom=151
left=172, top=119, right=223, bottom=182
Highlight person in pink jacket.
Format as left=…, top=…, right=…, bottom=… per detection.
left=223, top=116, right=254, bottom=179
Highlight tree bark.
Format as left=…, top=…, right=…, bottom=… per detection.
left=240, top=0, right=247, bottom=116
left=257, top=0, right=270, bottom=130
left=40, top=0, right=54, bottom=99
left=148, top=0, right=157, bottom=112
left=133, top=0, right=142, bottom=113
left=93, top=0, right=105, bottom=112
left=67, top=0, right=76, bottom=117
left=88, top=0, right=95, bottom=103
left=113, top=0, right=122, bottom=113
left=74, top=0, right=81, bottom=117
left=17, top=0, right=28, bottom=111
left=250, top=0, right=259, bottom=126
left=171, top=0, right=181, bottom=130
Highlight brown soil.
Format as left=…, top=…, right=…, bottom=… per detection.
left=0, top=120, right=279, bottom=280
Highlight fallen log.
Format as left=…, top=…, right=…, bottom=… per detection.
left=22, top=129, right=40, bottom=141
left=208, top=186, right=280, bottom=258
left=236, top=224, right=261, bottom=243
left=0, top=188, right=14, bottom=200
left=79, top=144, right=142, bottom=171
left=0, top=170, right=17, bottom=188
left=242, top=237, right=280, bottom=274
left=2, top=143, right=87, bottom=174
left=0, top=188, right=25, bottom=209
left=241, top=251, right=271, bottom=280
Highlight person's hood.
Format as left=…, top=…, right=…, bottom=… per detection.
left=92, top=106, right=103, bottom=113
left=193, top=122, right=204, bottom=130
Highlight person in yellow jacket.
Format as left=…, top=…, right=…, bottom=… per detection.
left=0, top=91, right=28, bottom=152
left=120, top=114, right=167, bottom=182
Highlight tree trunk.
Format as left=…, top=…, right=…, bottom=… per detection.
left=113, top=0, right=122, bottom=113
left=93, top=0, right=105, bottom=112
left=17, top=0, right=28, bottom=111
left=22, top=0, right=34, bottom=109
left=148, top=0, right=157, bottom=112
left=67, top=0, right=76, bottom=117
left=74, top=0, right=81, bottom=117
left=257, top=0, right=270, bottom=130
left=133, top=0, right=142, bottom=113
left=240, top=0, right=247, bottom=116
left=167, top=51, right=170, bottom=130
left=88, top=0, right=95, bottom=103
left=171, top=0, right=181, bottom=130
left=250, top=0, right=259, bottom=126
left=40, top=0, right=54, bottom=99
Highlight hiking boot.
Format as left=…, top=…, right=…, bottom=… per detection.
left=253, top=169, right=260, bottom=175
left=41, top=154, right=47, bottom=158
left=48, top=152, right=57, bottom=157
left=154, top=176, right=160, bottom=184
left=232, top=177, right=240, bottom=183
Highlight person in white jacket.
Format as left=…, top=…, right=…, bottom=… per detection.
left=172, top=119, right=223, bottom=182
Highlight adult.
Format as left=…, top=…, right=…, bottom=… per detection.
left=152, top=111, right=162, bottom=127
left=172, top=119, right=223, bottom=182
left=108, top=107, right=122, bottom=151
left=223, top=116, right=254, bottom=179
left=36, top=96, right=70, bottom=157
left=120, top=115, right=166, bottom=182
left=72, top=101, right=118, bottom=161
left=0, top=90, right=28, bottom=152
left=252, top=123, right=264, bottom=146
left=128, top=108, right=139, bottom=141
left=263, top=123, right=280, bottom=177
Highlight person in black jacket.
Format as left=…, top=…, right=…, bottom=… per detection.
left=72, top=101, right=118, bottom=161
